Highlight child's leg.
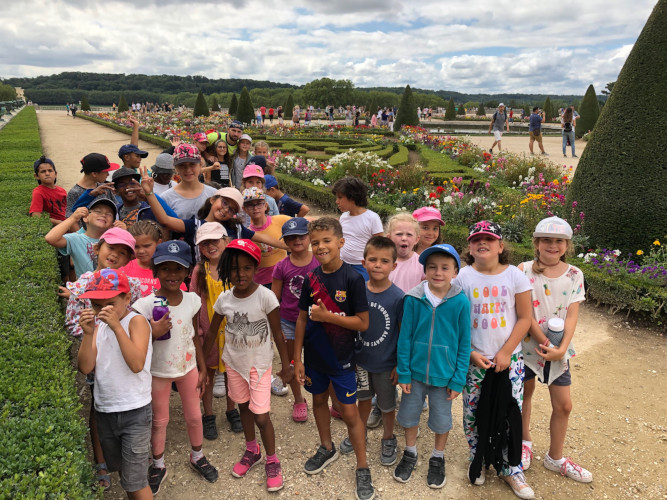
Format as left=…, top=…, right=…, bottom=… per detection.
left=328, top=384, right=342, bottom=415
left=372, top=371, right=398, bottom=441
left=358, top=399, right=373, bottom=430
left=174, top=368, right=204, bottom=452
left=547, top=384, right=572, bottom=460
left=339, top=401, right=368, bottom=469
left=522, top=377, right=536, bottom=442
left=312, top=391, right=333, bottom=448
left=286, top=339, right=304, bottom=403
left=381, top=409, right=397, bottom=441
left=224, top=371, right=236, bottom=412
left=254, top=412, right=276, bottom=456
left=226, top=367, right=256, bottom=442
left=238, top=402, right=256, bottom=442
left=127, top=486, right=152, bottom=500
left=501, top=353, right=525, bottom=476
left=202, top=367, right=216, bottom=416
left=462, top=364, right=485, bottom=459
left=434, top=432, right=449, bottom=452
left=150, top=376, right=173, bottom=459
left=88, top=386, right=108, bottom=485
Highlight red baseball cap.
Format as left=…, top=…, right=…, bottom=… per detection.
left=79, top=268, right=131, bottom=299
left=225, top=239, right=261, bottom=264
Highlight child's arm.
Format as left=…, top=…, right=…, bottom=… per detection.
left=139, top=167, right=186, bottom=232
left=271, top=278, right=283, bottom=302
left=448, top=301, right=472, bottom=400
left=98, top=308, right=151, bottom=373
left=297, top=204, right=310, bottom=217
left=77, top=308, right=98, bottom=374
left=396, top=298, right=414, bottom=394
left=203, top=312, right=224, bottom=359
left=129, top=116, right=140, bottom=146
left=293, top=309, right=308, bottom=385
left=192, top=315, right=208, bottom=396
left=493, top=290, right=531, bottom=372
left=45, top=207, right=88, bottom=248
left=71, top=184, right=116, bottom=212
left=536, top=301, right=581, bottom=361
left=309, top=299, right=369, bottom=331
left=267, top=307, right=293, bottom=384
left=251, top=231, right=288, bottom=251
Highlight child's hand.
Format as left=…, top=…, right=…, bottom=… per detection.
left=150, top=315, right=172, bottom=338
left=309, top=299, right=329, bottom=322
left=293, top=360, right=305, bottom=386
left=211, top=162, right=221, bottom=171
left=72, top=207, right=89, bottom=221
left=535, top=343, right=565, bottom=361
left=471, top=351, right=494, bottom=369
left=492, top=350, right=511, bottom=372
left=170, top=136, right=181, bottom=147
left=79, top=308, right=95, bottom=335
left=390, top=367, right=398, bottom=385
left=399, top=382, right=411, bottom=394
left=113, top=220, right=127, bottom=230
left=139, top=166, right=154, bottom=194
left=89, top=183, right=115, bottom=198
left=197, top=369, right=207, bottom=398
left=128, top=116, right=140, bottom=127
left=446, top=387, right=460, bottom=400
left=277, top=364, right=294, bottom=385
left=57, top=286, right=71, bottom=299
left=97, top=305, right=121, bottom=330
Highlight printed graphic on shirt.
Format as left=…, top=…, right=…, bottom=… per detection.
left=226, top=311, right=269, bottom=348
left=470, top=285, right=510, bottom=330
left=288, top=275, right=305, bottom=299
left=363, top=301, right=392, bottom=348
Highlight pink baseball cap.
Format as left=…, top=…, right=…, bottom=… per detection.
left=99, top=227, right=136, bottom=255
left=193, top=132, right=208, bottom=143
left=242, top=164, right=265, bottom=179
left=413, top=207, right=445, bottom=226
left=79, top=268, right=131, bottom=299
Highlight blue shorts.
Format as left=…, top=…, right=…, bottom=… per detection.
left=280, top=319, right=296, bottom=341
left=304, top=366, right=357, bottom=404
left=397, top=379, right=453, bottom=434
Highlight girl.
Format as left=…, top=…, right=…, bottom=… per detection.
left=241, top=164, right=279, bottom=221
left=231, top=134, right=252, bottom=190
left=133, top=240, right=219, bottom=494
left=457, top=221, right=535, bottom=499
left=243, top=187, right=291, bottom=287
left=190, top=223, right=243, bottom=437
left=412, top=206, right=444, bottom=254
left=253, top=140, right=275, bottom=175
left=519, top=217, right=592, bottom=483
left=386, top=212, right=423, bottom=293
left=561, top=107, right=577, bottom=158
left=203, top=239, right=293, bottom=492
left=201, top=139, right=231, bottom=186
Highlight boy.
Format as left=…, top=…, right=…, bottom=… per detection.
left=117, top=117, right=147, bottom=170
left=151, top=153, right=178, bottom=196
left=30, top=156, right=67, bottom=225
left=293, top=217, right=375, bottom=500
left=264, top=175, right=310, bottom=217
left=77, top=268, right=153, bottom=499
left=393, top=244, right=471, bottom=489
left=66, top=153, right=119, bottom=218
left=339, top=236, right=404, bottom=467
left=45, top=197, right=119, bottom=278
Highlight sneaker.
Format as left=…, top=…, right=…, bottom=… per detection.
left=304, top=444, right=339, bottom=475
left=265, top=461, right=284, bottom=492
left=271, top=375, right=288, bottom=396
left=366, top=406, right=382, bottom=428
left=190, top=455, right=219, bottom=483
left=563, top=154, right=567, bottom=158
left=202, top=415, right=218, bottom=441
left=226, top=409, right=243, bottom=433
left=541, top=152, right=549, bottom=156
left=572, top=154, right=578, bottom=158
left=340, top=436, right=355, bottom=455
left=521, top=444, right=533, bottom=470
left=212, top=372, right=226, bottom=398
left=380, top=435, right=398, bottom=466
left=392, top=450, right=417, bottom=483
left=426, top=456, right=446, bottom=489
left=467, top=461, right=485, bottom=485
left=544, top=454, right=593, bottom=483
left=489, top=148, right=493, bottom=153
left=355, top=467, right=375, bottom=500
left=148, top=465, right=167, bottom=495
left=502, top=471, right=535, bottom=499
left=232, top=445, right=262, bottom=478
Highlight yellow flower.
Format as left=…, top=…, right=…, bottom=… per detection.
left=402, top=190, right=406, bottom=194
left=654, top=240, right=661, bottom=246
left=636, top=250, right=644, bottom=256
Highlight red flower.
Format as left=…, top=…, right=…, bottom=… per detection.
left=429, top=192, right=438, bottom=199
left=436, top=186, right=445, bottom=193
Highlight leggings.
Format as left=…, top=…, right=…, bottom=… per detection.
left=151, top=368, right=202, bottom=456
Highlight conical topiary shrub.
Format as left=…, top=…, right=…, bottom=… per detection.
left=236, top=87, right=254, bottom=125
left=229, top=93, right=238, bottom=115
left=476, top=103, right=486, bottom=116
left=457, top=102, right=466, bottom=116
left=576, top=84, right=600, bottom=138
left=193, top=91, right=210, bottom=117
left=393, top=85, right=418, bottom=130
left=117, top=95, right=129, bottom=113
left=567, top=0, right=667, bottom=253
left=283, top=94, right=294, bottom=120
left=444, top=97, right=456, bottom=120
left=542, top=96, right=554, bottom=121
left=80, top=95, right=91, bottom=111
left=210, top=96, right=219, bottom=112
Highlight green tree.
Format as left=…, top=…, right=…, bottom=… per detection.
left=193, top=91, right=210, bottom=117
left=117, top=95, right=129, bottom=112
left=567, top=0, right=667, bottom=253
left=80, top=95, right=91, bottom=111
left=457, top=102, right=466, bottom=116
left=576, top=84, right=600, bottom=138
left=393, top=85, right=419, bottom=130
left=601, top=81, right=616, bottom=96
left=235, top=86, right=255, bottom=124
left=0, top=82, right=17, bottom=101
left=542, top=96, right=554, bottom=121
left=210, top=96, right=219, bottom=112
left=283, top=93, right=294, bottom=119
left=444, top=97, right=456, bottom=120
left=229, top=93, right=238, bottom=115
left=476, top=103, right=486, bottom=116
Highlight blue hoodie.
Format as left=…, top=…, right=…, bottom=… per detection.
left=397, top=281, right=471, bottom=392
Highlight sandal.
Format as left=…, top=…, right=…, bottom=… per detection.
left=292, top=401, right=308, bottom=423
left=94, top=462, right=111, bottom=489
left=226, top=408, right=243, bottom=433
left=329, top=405, right=342, bottom=420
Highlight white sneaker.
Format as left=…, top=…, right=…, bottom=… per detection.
left=502, top=472, right=535, bottom=499
left=467, top=461, right=485, bottom=485
left=271, top=376, right=288, bottom=396
left=212, top=371, right=226, bottom=398
left=521, top=444, right=533, bottom=470
left=544, top=454, right=593, bottom=483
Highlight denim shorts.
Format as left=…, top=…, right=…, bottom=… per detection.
left=396, top=379, right=453, bottom=434
left=525, top=361, right=571, bottom=386
left=356, top=366, right=397, bottom=411
left=280, top=319, right=296, bottom=341
left=96, top=403, right=152, bottom=492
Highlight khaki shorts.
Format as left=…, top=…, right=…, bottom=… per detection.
left=529, top=130, right=543, bottom=144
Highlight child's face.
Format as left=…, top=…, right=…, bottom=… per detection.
left=390, top=222, right=419, bottom=260
left=199, top=238, right=227, bottom=261
left=90, top=293, right=130, bottom=321
left=114, top=177, right=139, bottom=204
left=154, top=172, right=173, bottom=185
left=284, top=234, right=310, bottom=254
left=195, top=142, right=208, bottom=153
left=468, top=235, right=504, bottom=263
left=243, top=177, right=264, bottom=189
left=418, top=221, right=441, bottom=248
left=96, top=242, right=133, bottom=269
left=134, top=234, right=159, bottom=267
left=243, top=200, right=267, bottom=221
left=175, top=162, right=200, bottom=183
left=424, top=254, right=458, bottom=294
left=155, top=261, right=189, bottom=293
left=211, top=196, right=238, bottom=221
left=90, top=171, right=109, bottom=183
left=123, top=153, right=142, bottom=169
left=230, top=253, right=257, bottom=292
left=239, top=140, right=252, bottom=152
left=216, top=142, right=228, bottom=156
left=254, top=145, right=269, bottom=157
left=35, top=163, right=57, bottom=186
left=335, top=193, right=354, bottom=213
left=85, top=204, right=116, bottom=231
left=536, top=237, right=568, bottom=264
left=310, top=229, right=344, bottom=267
left=363, top=247, right=396, bottom=283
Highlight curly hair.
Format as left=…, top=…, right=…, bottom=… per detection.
left=332, top=177, right=368, bottom=207
left=308, top=216, right=343, bottom=238
left=217, top=247, right=258, bottom=289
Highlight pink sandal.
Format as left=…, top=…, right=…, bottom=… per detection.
left=292, top=401, right=308, bottom=422
left=329, top=405, right=342, bottom=420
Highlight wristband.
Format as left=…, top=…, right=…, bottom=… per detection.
left=145, top=191, right=154, bottom=196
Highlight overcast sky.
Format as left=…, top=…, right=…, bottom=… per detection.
left=0, top=0, right=657, bottom=94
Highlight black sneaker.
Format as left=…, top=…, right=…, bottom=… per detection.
left=380, top=435, right=398, bottom=466
left=304, top=443, right=339, bottom=475
left=226, top=409, right=243, bottom=433
left=202, top=415, right=218, bottom=440
left=190, top=455, right=219, bottom=483
left=572, top=154, right=578, bottom=158
left=393, top=450, right=417, bottom=483
left=355, top=467, right=375, bottom=500
left=427, top=456, right=446, bottom=489
left=489, top=148, right=493, bottom=153
left=148, top=464, right=167, bottom=495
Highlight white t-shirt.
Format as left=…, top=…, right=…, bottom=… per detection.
left=160, top=184, right=217, bottom=220
left=340, top=209, right=383, bottom=265
left=133, top=292, right=202, bottom=378
left=153, top=180, right=178, bottom=197
left=94, top=312, right=153, bottom=412
left=423, top=281, right=443, bottom=308
left=389, top=252, right=425, bottom=293
left=455, top=265, right=532, bottom=358
left=213, top=285, right=280, bottom=383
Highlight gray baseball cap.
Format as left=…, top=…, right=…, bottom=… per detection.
left=152, top=153, right=175, bottom=173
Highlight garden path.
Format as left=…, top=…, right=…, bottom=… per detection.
left=37, top=111, right=665, bottom=500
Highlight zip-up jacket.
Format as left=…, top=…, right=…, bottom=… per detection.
left=396, top=281, right=471, bottom=392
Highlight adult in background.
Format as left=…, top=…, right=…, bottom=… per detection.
left=528, top=107, right=548, bottom=156
left=561, top=106, right=578, bottom=158
left=207, top=120, right=244, bottom=157
left=488, top=103, right=509, bottom=153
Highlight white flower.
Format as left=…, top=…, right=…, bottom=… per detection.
left=577, top=253, right=584, bottom=258
left=443, top=196, right=452, bottom=203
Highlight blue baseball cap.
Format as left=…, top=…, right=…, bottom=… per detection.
left=153, top=240, right=192, bottom=268
left=264, top=174, right=278, bottom=190
left=281, top=217, right=309, bottom=239
left=229, top=120, right=244, bottom=130
left=248, top=155, right=267, bottom=172
left=418, top=243, right=461, bottom=270
left=118, top=144, right=149, bottom=159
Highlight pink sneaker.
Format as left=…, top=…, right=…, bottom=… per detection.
left=232, top=445, right=262, bottom=478
left=265, top=461, right=284, bottom=492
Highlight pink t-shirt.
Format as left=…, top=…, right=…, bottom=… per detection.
left=389, top=252, right=425, bottom=293
left=121, top=259, right=187, bottom=297
left=272, top=255, right=320, bottom=322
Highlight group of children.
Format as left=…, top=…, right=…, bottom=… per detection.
left=34, top=130, right=592, bottom=499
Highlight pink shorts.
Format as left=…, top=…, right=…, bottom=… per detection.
left=226, top=366, right=272, bottom=414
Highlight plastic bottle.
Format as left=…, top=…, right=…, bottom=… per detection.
left=152, top=296, right=171, bottom=341
left=545, top=317, right=565, bottom=346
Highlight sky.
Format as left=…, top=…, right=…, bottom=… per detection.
left=0, top=0, right=657, bottom=95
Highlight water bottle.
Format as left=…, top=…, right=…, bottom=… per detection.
left=545, top=318, right=565, bottom=346
left=152, top=296, right=171, bottom=341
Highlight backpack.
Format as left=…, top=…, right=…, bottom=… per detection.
left=563, top=121, right=573, bottom=133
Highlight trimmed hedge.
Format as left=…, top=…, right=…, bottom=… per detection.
left=0, top=107, right=93, bottom=498
left=388, top=144, right=409, bottom=167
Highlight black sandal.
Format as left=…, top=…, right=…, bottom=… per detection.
left=94, top=462, right=111, bottom=489
left=225, top=409, right=243, bottom=433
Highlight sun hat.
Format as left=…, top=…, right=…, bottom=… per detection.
left=264, top=175, right=278, bottom=190
left=80, top=153, right=120, bottom=173
left=468, top=220, right=502, bottom=241
left=533, top=216, right=573, bottom=239
left=229, top=120, right=244, bottom=130
left=193, top=132, right=208, bottom=143
left=172, top=143, right=201, bottom=166
left=225, top=239, right=261, bottom=264
left=99, top=227, right=136, bottom=255
left=215, top=187, right=243, bottom=213
left=412, top=206, right=445, bottom=226
left=242, top=187, right=265, bottom=203
left=87, top=196, right=118, bottom=218
left=79, top=268, right=131, bottom=300
left=118, top=144, right=148, bottom=159
left=281, top=217, right=309, bottom=239
left=153, top=240, right=192, bottom=267
left=242, top=164, right=264, bottom=179
left=111, top=167, right=141, bottom=184
left=239, top=133, right=252, bottom=143
left=195, top=223, right=228, bottom=245
left=151, top=153, right=175, bottom=173
left=33, top=156, right=55, bottom=174
left=418, top=243, right=461, bottom=271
